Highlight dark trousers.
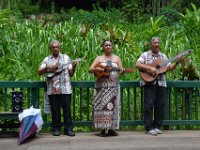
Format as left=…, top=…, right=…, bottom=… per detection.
left=48, top=94, right=73, bottom=132
left=143, top=84, right=166, bottom=131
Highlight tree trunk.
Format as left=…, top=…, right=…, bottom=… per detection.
left=8, top=0, right=10, bottom=9
left=152, top=0, right=162, bottom=16
left=157, top=0, right=160, bottom=15
left=144, top=0, right=150, bottom=13
left=152, top=0, right=156, bottom=16
left=161, top=0, right=168, bottom=7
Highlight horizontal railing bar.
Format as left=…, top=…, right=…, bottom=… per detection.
left=0, top=81, right=45, bottom=88
left=0, top=80, right=199, bottom=88
left=167, top=80, right=200, bottom=88
left=163, top=120, right=200, bottom=125
left=42, top=120, right=200, bottom=127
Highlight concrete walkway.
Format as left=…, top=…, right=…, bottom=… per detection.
left=1, top=130, right=200, bottom=150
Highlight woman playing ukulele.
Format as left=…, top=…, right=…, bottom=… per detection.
left=89, top=40, right=125, bottom=137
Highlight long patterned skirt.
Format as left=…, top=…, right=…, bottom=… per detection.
left=93, top=76, right=120, bottom=129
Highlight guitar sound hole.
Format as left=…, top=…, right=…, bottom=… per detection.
left=156, top=65, right=160, bottom=69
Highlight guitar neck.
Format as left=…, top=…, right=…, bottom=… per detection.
left=61, top=59, right=80, bottom=70
left=106, top=67, right=134, bottom=73
left=61, top=62, right=70, bottom=70
left=160, top=56, right=177, bottom=67
left=159, top=50, right=192, bottom=67
left=106, top=67, right=120, bottom=72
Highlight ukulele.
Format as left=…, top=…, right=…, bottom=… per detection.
left=139, top=49, right=192, bottom=82
left=94, top=63, right=134, bottom=78
left=46, top=58, right=81, bottom=78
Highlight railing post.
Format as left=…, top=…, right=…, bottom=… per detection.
left=31, top=88, right=39, bottom=108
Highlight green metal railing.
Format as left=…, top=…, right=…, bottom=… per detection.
left=0, top=81, right=199, bottom=127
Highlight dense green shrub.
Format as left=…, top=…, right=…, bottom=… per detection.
left=160, top=7, right=180, bottom=25
left=121, top=0, right=144, bottom=23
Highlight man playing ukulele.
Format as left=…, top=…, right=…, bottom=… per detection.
left=38, top=40, right=77, bottom=136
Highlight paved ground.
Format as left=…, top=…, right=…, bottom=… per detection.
left=1, top=130, right=200, bottom=150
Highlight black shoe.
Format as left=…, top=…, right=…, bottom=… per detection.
left=52, top=130, right=60, bottom=136
left=99, top=129, right=106, bottom=137
left=108, top=129, right=118, bottom=136
left=64, top=130, right=75, bottom=136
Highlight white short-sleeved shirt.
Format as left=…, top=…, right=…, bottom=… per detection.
left=39, top=53, right=73, bottom=95
left=137, top=50, right=170, bottom=87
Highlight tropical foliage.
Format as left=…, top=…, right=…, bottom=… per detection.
left=0, top=4, right=199, bottom=81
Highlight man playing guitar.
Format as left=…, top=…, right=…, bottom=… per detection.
left=135, top=37, right=182, bottom=136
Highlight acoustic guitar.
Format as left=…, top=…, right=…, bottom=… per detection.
left=139, top=49, right=192, bottom=82
left=46, top=58, right=81, bottom=78
left=94, top=63, right=134, bottom=78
